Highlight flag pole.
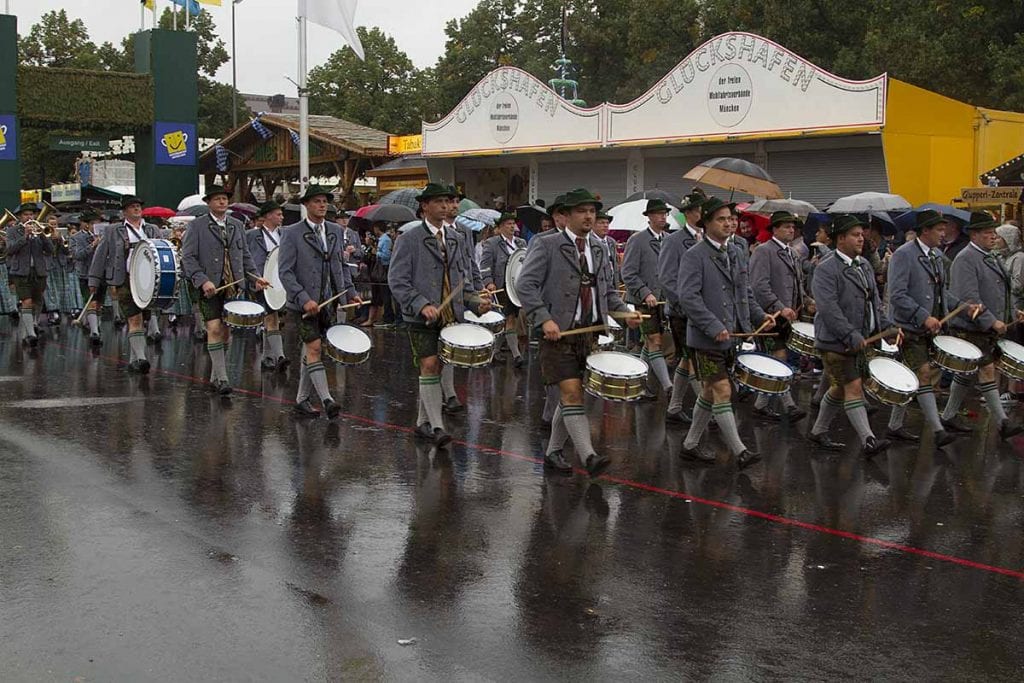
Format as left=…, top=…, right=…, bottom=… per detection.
left=186, top=0, right=190, bottom=29
left=298, top=11, right=309, bottom=203
left=140, top=1, right=145, bottom=30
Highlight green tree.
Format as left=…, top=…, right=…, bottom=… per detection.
left=18, top=9, right=102, bottom=69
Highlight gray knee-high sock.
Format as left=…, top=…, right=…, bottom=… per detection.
left=19, top=308, right=34, bottom=338
left=844, top=399, right=875, bottom=445
left=542, top=384, right=559, bottom=422
left=561, top=403, right=595, bottom=457
left=147, top=315, right=160, bottom=335
left=668, top=365, right=690, bottom=413
left=649, top=351, right=671, bottom=391
left=113, top=300, right=123, bottom=320
left=36, top=310, right=46, bottom=326
left=811, top=392, right=843, bottom=435
left=129, top=331, right=147, bottom=363
left=547, top=405, right=569, bottom=455
left=688, top=374, right=702, bottom=398
left=780, top=388, right=797, bottom=409
left=887, top=404, right=906, bottom=430
left=296, top=356, right=310, bottom=402
left=712, top=402, right=747, bottom=456
left=440, top=363, right=456, bottom=400
left=419, top=375, right=445, bottom=431
left=916, top=385, right=943, bottom=432
left=755, top=393, right=771, bottom=410
left=268, top=330, right=284, bottom=359
left=262, top=329, right=272, bottom=359
left=207, top=341, right=226, bottom=381
left=941, top=376, right=974, bottom=421
left=87, top=311, right=99, bottom=335
left=813, top=367, right=831, bottom=402
left=417, top=393, right=429, bottom=426
left=505, top=330, right=521, bottom=359
left=308, top=361, right=333, bottom=404
left=979, top=380, right=1008, bottom=423
left=684, top=397, right=714, bottom=450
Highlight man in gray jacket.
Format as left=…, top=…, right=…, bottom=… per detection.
left=69, top=210, right=104, bottom=344
left=940, top=211, right=1024, bottom=439
left=279, top=186, right=361, bottom=418
left=181, top=185, right=267, bottom=395
left=747, top=211, right=807, bottom=421
left=245, top=200, right=288, bottom=371
left=516, top=188, right=639, bottom=476
left=481, top=213, right=527, bottom=367
left=5, top=202, right=54, bottom=346
left=807, top=214, right=893, bottom=457
left=388, top=183, right=489, bottom=447
left=678, top=197, right=773, bottom=470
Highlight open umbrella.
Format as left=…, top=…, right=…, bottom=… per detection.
left=177, top=194, right=204, bottom=211
left=229, top=202, right=259, bottom=217
left=461, top=208, right=501, bottom=225
left=744, top=198, right=819, bottom=215
left=142, top=206, right=176, bottom=219
left=683, top=157, right=783, bottom=199
left=802, top=212, right=832, bottom=244
left=398, top=220, right=420, bottom=234
left=608, top=199, right=681, bottom=233
left=379, top=188, right=420, bottom=210
left=516, top=204, right=548, bottom=235
left=458, top=198, right=480, bottom=213
left=176, top=204, right=209, bottom=217
left=827, top=192, right=911, bottom=213
left=356, top=203, right=416, bottom=223
left=917, top=202, right=970, bottom=225
left=456, top=215, right=487, bottom=233
left=624, top=189, right=677, bottom=204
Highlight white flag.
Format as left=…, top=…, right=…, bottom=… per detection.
left=298, top=0, right=365, bottom=60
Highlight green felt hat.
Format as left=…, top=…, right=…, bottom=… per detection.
left=299, top=185, right=334, bottom=203
left=497, top=212, right=518, bottom=225
left=830, top=213, right=870, bottom=238
left=416, top=182, right=457, bottom=202
left=643, top=198, right=670, bottom=216
left=770, top=211, right=799, bottom=227
left=965, top=211, right=998, bottom=231
left=679, top=190, right=706, bottom=212
left=257, top=200, right=282, bottom=217
left=78, top=210, right=100, bottom=223
left=14, top=202, right=37, bottom=215
left=596, top=211, right=612, bottom=221
left=120, top=195, right=145, bottom=209
left=560, top=188, right=603, bottom=212
left=915, top=209, right=946, bottom=230
left=697, top=197, right=734, bottom=227
left=549, top=194, right=567, bottom=214
left=201, top=185, right=229, bottom=202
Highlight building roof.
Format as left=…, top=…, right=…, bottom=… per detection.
left=981, top=151, right=1024, bottom=186
left=365, top=155, right=428, bottom=178
left=262, top=113, right=391, bottom=156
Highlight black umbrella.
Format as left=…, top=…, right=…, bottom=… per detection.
left=624, top=189, right=677, bottom=204
left=176, top=204, right=209, bottom=217
left=360, top=204, right=416, bottom=223
left=516, top=204, right=549, bottom=235
left=683, top=157, right=783, bottom=199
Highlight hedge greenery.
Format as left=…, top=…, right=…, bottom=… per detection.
left=17, top=66, right=153, bottom=129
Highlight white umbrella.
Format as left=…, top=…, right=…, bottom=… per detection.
left=608, top=199, right=681, bottom=232
left=177, top=194, right=204, bottom=211
left=745, top=198, right=819, bottom=215
left=827, top=192, right=911, bottom=213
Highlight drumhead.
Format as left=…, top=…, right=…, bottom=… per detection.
left=736, top=352, right=793, bottom=378
left=998, top=339, right=1024, bottom=359
left=465, top=310, right=505, bottom=325
left=605, top=315, right=622, bottom=330
left=597, top=334, right=614, bottom=346
left=868, top=358, right=919, bottom=392
left=505, top=248, right=527, bottom=307
left=740, top=341, right=756, bottom=352
left=934, top=335, right=982, bottom=359
left=440, top=323, right=494, bottom=347
left=880, top=339, right=899, bottom=354
left=790, top=321, right=815, bottom=337
left=263, top=248, right=287, bottom=311
left=129, top=240, right=156, bottom=310
left=586, top=351, right=647, bottom=376
left=225, top=300, right=265, bottom=316
left=325, top=324, right=372, bottom=353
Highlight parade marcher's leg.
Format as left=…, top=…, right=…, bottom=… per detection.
left=682, top=396, right=714, bottom=454
left=441, top=362, right=463, bottom=413
left=941, top=374, right=975, bottom=432
left=541, top=384, right=559, bottom=425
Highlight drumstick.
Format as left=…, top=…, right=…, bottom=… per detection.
left=213, top=278, right=243, bottom=294
left=340, top=300, right=369, bottom=309
left=731, top=332, right=779, bottom=338
left=482, top=288, right=505, bottom=295
left=609, top=311, right=650, bottom=320
left=937, top=303, right=967, bottom=326
left=435, top=277, right=465, bottom=317
left=971, top=305, right=982, bottom=321
left=863, top=327, right=900, bottom=346
left=752, top=310, right=781, bottom=336
left=246, top=272, right=272, bottom=288
left=557, top=323, right=610, bottom=338
left=302, top=291, right=346, bottom=318
left=73, top=292, right=95, bottom=327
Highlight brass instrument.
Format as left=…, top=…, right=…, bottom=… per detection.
left=25, top=201, right=57, bottom=237
left=0, top=209, right=12, bottom=259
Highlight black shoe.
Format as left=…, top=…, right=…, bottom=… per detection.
left=866, top=403, right=879, bottom=416
left=886, top=427, right=919, bottom=442
left=584, top=452, right=611, bottom=477
left=442, top=396, right=464, bottom=414
left=136, top=359, right=151, bottom=375
left=114, top=318, right=125, bottom=328
left=261, top=356, right=277, bottom=370
left=433, top=427, right=452, bottom=448
left=941, top=416, right=973, bottom=433
left=679, top=444, right=716, bottom=464
left=753, top=406, right=782, bottom=421
left=293, top=399, right=320, bottom=417
left=637, top=390, right=658, bottom=402
left=737, top=449, right=762, bottom=470
left=513, top=356, right=525, bottom=368
left=147, top=332, right=162, bottom=343
left=863, top=436, right=890, bottom=458
left=323, top=398, right=340, bottom=419
left=33, top=324, right=41, bottom=336
left=933, top=429, right=956, bottom=448
left=783, top=406, right=808, bottom=422
left=193, top=328, right=207, bottom=341
left=998, top=420, right=1024, bottom=440
left=666, top=409, right=692, bottom=426
left=543, top=449, right=573, bottom=473
left=214, top=379, right=232, bottom=396
left=414, top=424, right=434, bottom=440
left=25, top=335, right=38, bottom=348
left=89, top=332, right=101, bottom=346
left=276, top=356, right=290, bottom=371
left=807, top=431, right=846, bottom=451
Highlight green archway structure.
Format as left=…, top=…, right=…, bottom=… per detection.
left=0, top=15, right=198, bottom=210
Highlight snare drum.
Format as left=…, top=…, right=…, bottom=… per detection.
left=786, top=321, right=819, bottom=358
left=324, top=324, right=372, bottom=365
left=734, top=353, right=793, bottom=394
left=439, top=323, right=495, bottom=368
left=584, top=351, right=649, bottom=401
left=223, top=300, right=266, bottom=329
left=863, top=357, right=919, bottom=406
left=997, top=339, right=1024, bottom=380
left=932, top=335, right=982, bottom=375
left=464, top=309, right=506, bottom=333
left=129, top=238, right=180, bottom=310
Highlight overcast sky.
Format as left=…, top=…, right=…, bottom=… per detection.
left=11, top=0, right=481, bottom=95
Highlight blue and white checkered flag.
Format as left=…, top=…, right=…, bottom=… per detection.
left=214, top=145, right=230, bottom=172
left=250, top=116, right=273, bottom=141
left=289, top=129, right=300, bottom=147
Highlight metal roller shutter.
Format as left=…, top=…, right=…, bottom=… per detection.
left=644, top=154, right=758, bottom=204
left=537, top=160, right=626, bottom=207
left=767, top=145, right=888, bottom=208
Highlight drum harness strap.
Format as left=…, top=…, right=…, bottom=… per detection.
left=218, top=222, right=239, bottom=299
left=124, top=223, right=145, bottom=288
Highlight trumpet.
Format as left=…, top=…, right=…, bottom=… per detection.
left=0, top=209, right=11, bottom=259
left=24, top=201, right=57, bottom=237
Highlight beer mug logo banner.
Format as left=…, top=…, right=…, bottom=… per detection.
left=0, top=115, right=16, bottom=160
left=154, top=121, right=196, bottom=166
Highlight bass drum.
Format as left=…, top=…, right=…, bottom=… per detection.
left=262, top=247, right=287, bottom=311
left=129, top=238, right=180, bottom=311
left=504, top=247, right=528, bottom=308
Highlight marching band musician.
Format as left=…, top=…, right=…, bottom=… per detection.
left=516, top=188, right=639, bottom=476
left=940, top=211, right=1024, bottom=439
left=747, top=211, right=809, bottom=422
left=622, top=198, right=674, bottom=400
left=42, top=210, right=68, bottom=327
left=481, top=212, right=527, bottom=368
left=538, top=195, right=567, bottom=426
left=6, top=202, right=54, bottom=347
left=658, top=191, right=706, bottom=426
left=677, top=197, right=772, bottom=469
left=592, top=210, right=621, bottom=289
left=69, top=210, right=103, bottom=345
left=388, top=183, right=489, bottom=447
left=279, top=186, right=361, bottom=418
left=181, top=185, right=267, bottom=395
left=806, top=214, right=893, bottom=457
left=87, top=195, right=155, bottom=372
left=245, top=200, right=288, bottom=371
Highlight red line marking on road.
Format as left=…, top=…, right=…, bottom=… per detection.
left=53, top=340, right=1024, bottom=582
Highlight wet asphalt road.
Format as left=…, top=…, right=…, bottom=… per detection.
left=1, top=319, right=1023, bottom=681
